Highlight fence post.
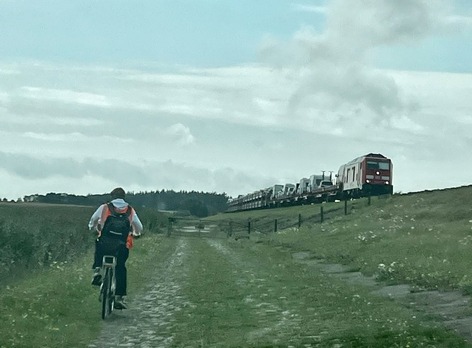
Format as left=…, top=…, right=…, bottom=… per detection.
left=344, top=200, right=348, bottom=215
left=248, top=218, right=251, bottom=234
left=320, top=206, right=324, bottom=223
left=197, top=220, right=203, bottom=237
left=228, top=219, right=233, bottom=237
left=167, top=217, right=173, bottom=237
left=298, top=214, right=302, bottom=228
left=274, top=219, right=278, bottom=233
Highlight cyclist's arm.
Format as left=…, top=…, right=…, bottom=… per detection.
left=88, top=205, right=104, bottom=231
left=131, top=210, right=143, bottom=236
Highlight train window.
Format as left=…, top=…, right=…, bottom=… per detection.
left=367, top=161, right=390, bottom=170
left=367, top=161, right=378, bottom=169
left=379, top=162, right=390, bottom=170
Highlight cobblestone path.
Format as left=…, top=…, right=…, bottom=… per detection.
left=86, top=234, right=472, bottom=347
left=88, top=238, right=191, bottom=348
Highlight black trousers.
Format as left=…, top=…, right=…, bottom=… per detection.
left=93, top=238, right=130, bottom=296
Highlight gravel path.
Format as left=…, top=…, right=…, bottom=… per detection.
left=87, top=234, right=472, bottom=346
left=88, top=238, right=192, bottom=348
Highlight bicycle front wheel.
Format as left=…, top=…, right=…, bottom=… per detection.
left=101, top=268, right=110, bottom=319
left=107, top=268, right=115, bottom=314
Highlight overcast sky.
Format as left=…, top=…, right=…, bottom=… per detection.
left=1, top=0, right=472, bottom=200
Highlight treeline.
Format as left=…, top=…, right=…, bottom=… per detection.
left=22, top=190, right=229, bottom=217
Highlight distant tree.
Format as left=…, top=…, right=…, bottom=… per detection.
left=19, top=189, right=229, bottom=215
left=178, top=198, right=209, bottom=218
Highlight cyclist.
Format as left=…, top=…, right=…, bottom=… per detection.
left=88, top=187, right=143, bottom=309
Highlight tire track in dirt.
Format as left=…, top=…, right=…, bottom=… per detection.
left=205, top=239, right=303, bottom=345
left=292, top=251, right=472, bottom=344
left=88, top=238, right=192, bottom=348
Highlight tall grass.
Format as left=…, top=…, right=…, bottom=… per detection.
left=0, top=203, right=168, bottom=285
left=0, top=203, right=95, bottom=284
left=211, top=186, right=472, bottom=294
left=0, top=233, right=168, bottom=348
left=0, top=202, right=168, bottom=347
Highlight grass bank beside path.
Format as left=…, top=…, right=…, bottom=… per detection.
left=261, top=188, right=472, bottom=294
left=209, top=186, right=472, bottom=294
left=0, top=233, right=166, bottom=348
left=171, top=237, right=468, bottom=347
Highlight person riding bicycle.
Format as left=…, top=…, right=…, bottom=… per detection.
left=88, top=187, right=143, bottom=309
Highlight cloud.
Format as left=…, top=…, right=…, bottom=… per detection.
left=0, top=151, right=268, bottom=197
left=326, top=0, right=443, bottom=49
left=0, top=0, right=471, bottom=200
left=20, top=86, right=111, bottom=107
left=257, top=0, right=471, bottom=138
left=165, top=123, right=195, bottom=146
left=292, top=4, right=327, bottom=14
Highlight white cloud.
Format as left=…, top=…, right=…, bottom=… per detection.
left=443, top=14, right=472, bottom=27
left=20, top=86, right=111, bottom=107
left=292, top=4, right=327, bottom=14
left=165, top=123, right=195, bottom=146
left=0, top=1, right=472, bottom=199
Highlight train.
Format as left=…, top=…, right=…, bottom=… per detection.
left=227, top=153, right=393, bottom=212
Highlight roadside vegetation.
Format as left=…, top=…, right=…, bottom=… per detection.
left=210, top=186, right=472, bottom=295
left=171, top=237, right=468, bottom=347
left=2, top=185, right=472, bottom=346
left=0, top=233, right=168, bottom=347
left=0, top=203, right=167, bottom=284
left=0, top=201, right=168, bottom=348
left=0, top=203, right=94, bottom=283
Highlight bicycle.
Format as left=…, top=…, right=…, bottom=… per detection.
left=99, top=254, right=117, bottom=319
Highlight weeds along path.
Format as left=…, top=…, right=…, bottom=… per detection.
left=292, top=251, right=472, bottom=343
left=88, top=235, right=469, bottom=347
left=169, top=236, right=467, bottom=346
left=170, top=236, right=317, bottom=347
left=205, top=239, right=303, bottom=342
left=88, top=238, right=192, bottom=348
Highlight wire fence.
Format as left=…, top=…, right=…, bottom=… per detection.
left=165, top=216, right=227, bottom=239
left=165, top=195, right=390, bottom=239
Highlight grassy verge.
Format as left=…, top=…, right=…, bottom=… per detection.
left=167, top=237, right=467, bottom=347
left=0, top=203, right=95, bottom=283
left=0, top=233, right=165, bottom=348
left=210, top=186, right=472, bottom=293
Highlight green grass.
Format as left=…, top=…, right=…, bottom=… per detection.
left=0, top=251, right=100, bottom=347
left=0, top=203, right=169, bottom=285
left=208, top=186, right=472, bottom=293
left=3, top=186, right=472, bottom=347
left=169, top=237, right=468, bottom=347
left=0, top=203, right=96, bottom=283
left=0, top=233, right=167, bottom=348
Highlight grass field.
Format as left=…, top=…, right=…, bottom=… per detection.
left=207, top=186, right=472, bottom=294
left=0, top=202, right=168, bottom=347
left=2, top=187, right=472, bottom=347
left=0, top=232, right=169, bottom=347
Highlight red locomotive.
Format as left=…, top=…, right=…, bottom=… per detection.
left=227, top=153, right=393, bottom=212
left=336, top=153, right=393, bottom=199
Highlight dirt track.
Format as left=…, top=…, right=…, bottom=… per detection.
left=88, top=233, right=472, bottom=347
left=292, top=251, right=472, bottom=343
left=88, top=238, right=191, bottom=347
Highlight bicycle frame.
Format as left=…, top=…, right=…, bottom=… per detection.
left=99, top=255, right=116, bottom=319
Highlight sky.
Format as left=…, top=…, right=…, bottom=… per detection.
left=1, top=0, right=472, bottom=200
